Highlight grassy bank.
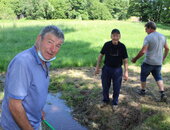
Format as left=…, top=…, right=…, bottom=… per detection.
left=0, top=66, right=170, bottom=129
left=0, top=20, right=170, bottom=72
left=49, top=66, right=170, bottom=130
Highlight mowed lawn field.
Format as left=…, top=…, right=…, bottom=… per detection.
left=0, top=20, right=170, bottom=72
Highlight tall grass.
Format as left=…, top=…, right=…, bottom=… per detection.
left=0, top=20, right=170, bottom=72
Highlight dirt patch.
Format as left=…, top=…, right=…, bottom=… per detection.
left=0, top=65, right=170, bottom=129
left=50, top=65, right=170, bottom=130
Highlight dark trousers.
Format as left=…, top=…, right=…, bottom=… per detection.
left=101, top=65, right=122, bottom=105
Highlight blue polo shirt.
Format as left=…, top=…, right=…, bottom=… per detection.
left=1, top=46, right=50, bottom=130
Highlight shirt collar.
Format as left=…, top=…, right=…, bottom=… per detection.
left=30, top=46, right=50, bottom=67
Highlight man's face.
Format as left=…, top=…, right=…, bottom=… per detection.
left=145, top=27, right=152, bottom=34
left=37, top=33, right=63, bottom=60
left=111, top=33, right=120, bottom=43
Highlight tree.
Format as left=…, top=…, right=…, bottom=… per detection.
left=104, top=0, right=129, bottom=20
left=14, top=0, right=53, bottom=19
left=0, top=0, right=16, bottom=19
left=128, top=0, right=150, bottom=21
left=68, top=0, right=89, bottom=20
left=128, top=0, right=170, bottom=23
left=87, top=0, right=112, bottom=20
left=24, top=0, right=44, bottom=19
left=49, top=0, right=71, bottom=19
left=41, top=0, right=54, bottom=19
left=12, top=0, right=25, bottom=19
left=160, top=0, right=170, bottom=23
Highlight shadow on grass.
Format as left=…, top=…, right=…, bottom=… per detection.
left=157, top=23, right=170, bottom=31
left=1, top=22, right=170, bottom=72
left=50, top=40, right=100, bottom=69
left=0, top=24, right=76, bottom=72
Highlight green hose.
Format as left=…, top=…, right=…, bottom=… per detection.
left=42, top=120, right=55, bottom=130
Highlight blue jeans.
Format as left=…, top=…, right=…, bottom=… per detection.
left=140, top=62, right=162, bottom=82
left=101, top=65, right=122, bottom=105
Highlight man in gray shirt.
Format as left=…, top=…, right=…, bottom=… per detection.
left=131, top=21, right=169, bottom=101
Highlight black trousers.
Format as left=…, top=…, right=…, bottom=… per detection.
left=101, top=65, right=122, bottom=105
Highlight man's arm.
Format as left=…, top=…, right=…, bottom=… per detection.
left=123, top=58, right=128, bottom=81
left=163, top=43, right=169, bottom=62
left=131, top=45, right=148, bottom=63
left=9, top=98, right=34, bottom=130
left=95, top=54, right=104, bottom=75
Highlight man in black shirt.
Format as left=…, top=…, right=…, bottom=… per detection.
left=95, top=29, right=128, bottom=109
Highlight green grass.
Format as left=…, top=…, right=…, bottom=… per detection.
left=146, top=113, right=170, bottom=130
left=0, top=20, right=170, bottom=72
left=49, top=70, right=170, bottom=130
left=137, top=112, right=170, bottom=130
left=49, top=74, right=100, bottom=107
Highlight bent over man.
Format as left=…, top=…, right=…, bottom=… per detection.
left=1, top=25, right=64, bottom=129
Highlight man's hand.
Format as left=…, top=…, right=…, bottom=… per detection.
left=94, top=67, right=100, bottom=75
left=131, top=45, right=148, bottom=63
left=42, top=111, right=45, bottom=120
left=131, top=58, right=137, bottom=63
left=123, top=71, right=128, bottom=81
left=95, top=54, right=103, bottom=75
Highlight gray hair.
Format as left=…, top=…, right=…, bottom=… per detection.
left=39, top=25, right=64, bottom=42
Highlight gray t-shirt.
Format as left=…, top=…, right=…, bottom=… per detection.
left=143, top=32, right=166, bottom=65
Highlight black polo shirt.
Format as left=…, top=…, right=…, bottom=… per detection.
left=100, top=41, right=128, bottom=68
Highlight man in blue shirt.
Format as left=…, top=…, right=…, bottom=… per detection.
left=0, top=25, right=64, bottom=129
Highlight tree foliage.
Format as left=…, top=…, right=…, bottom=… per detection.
left=87, top=0, right=112, bottom=20
left=104, top=0, right=129, bottom=20
left=22, top=0, right=54, bottom=19
left=0, top=0, right=16, bottom=19
left=68, top=0, right=89, bottom=19
left=128, top=0, right=170, bottom=23
left=49, top=0, right=70, bottom=19
left=1, top=0, right=170, bottom=23
left=159, top=0, right=170, bottom=23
